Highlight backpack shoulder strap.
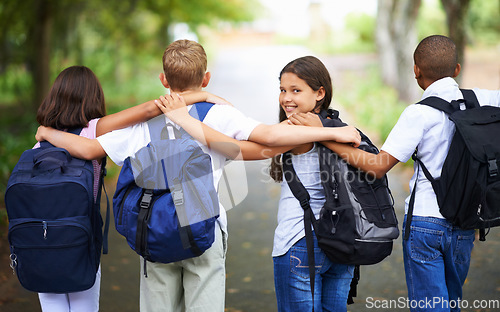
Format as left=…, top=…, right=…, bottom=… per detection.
left=319, top=109, right=347, bottom=128
left=191, top=102, right=214, bottom=121
left=147, top=102, right=214, bottom=141
left=99, top=157, right=110, bottom=255
left=460, top=89, right=480, bottom=109
left=418, top=96, right=459, bottom=115
left=281, top=152, right=312, bottom=210
left=281, top=152, right=317, bottom=309
left=418, top=89, right=479, bottom=115
left=404, top=149, right=440, bottom=240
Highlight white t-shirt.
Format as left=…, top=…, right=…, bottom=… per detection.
left=97, top=104, right=261, bottom=233
left=381, top=77, right=500, bottom=218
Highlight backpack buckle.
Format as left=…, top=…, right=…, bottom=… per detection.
left=140, top=190, right=153, bottom=209
left=299, top=198, right=310, bottom=209
left=172, top=190, right=184, bottom=206
left=488, top=159, right=498, bottom=177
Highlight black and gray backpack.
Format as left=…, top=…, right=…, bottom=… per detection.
left=282, top=109, right=399, bottom=304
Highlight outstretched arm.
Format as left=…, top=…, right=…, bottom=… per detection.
left=289, top=112, right=399, bottom=178
left=155, top=95, right=292, bottom=160
left=36, top=127, right=106, bottom=160
left=96, top=92, right=231, bottom=137
left=321, top=142, right=398, bottom=178
left=157, top=93, right=361, bottom=149
left=96, top=100, right=160, bottom=136
left=248, top=122, right=360, bottom=147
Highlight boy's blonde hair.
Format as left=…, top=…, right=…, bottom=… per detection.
left=162, top=39, right=207, bottom=91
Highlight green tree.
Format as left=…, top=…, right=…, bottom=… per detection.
left=0, top=0, right=257, bottom=111
left=440, top=0, right=471, bottom=70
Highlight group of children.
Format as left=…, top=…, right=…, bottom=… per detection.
left=32, top=35, right=500, bottom=312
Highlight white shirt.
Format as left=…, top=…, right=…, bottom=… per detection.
left=97, top=104, right=261, bottom=233
left=381, top=77, right=500, bottom=218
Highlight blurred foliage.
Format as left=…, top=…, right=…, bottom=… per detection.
left=0, top=0, right=498, bottom=207
left=0, top=0, right=259, bottom=210
left=335, top=66, right=407, bottom=144
left=417, top=0, right=448, bottom=38
left=467, top=0, right=500, bottom=45
left=0, top=0, right=259, bottom=107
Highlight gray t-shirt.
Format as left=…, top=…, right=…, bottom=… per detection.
left=272, top=144, right=325, bottom=257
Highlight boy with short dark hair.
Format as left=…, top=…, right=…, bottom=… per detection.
left=292, top=35, right=500, bottom=311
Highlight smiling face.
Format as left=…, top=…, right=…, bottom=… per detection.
left=279, top=72, right=325, bottom=118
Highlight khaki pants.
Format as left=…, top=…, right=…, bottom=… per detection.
left=140, top=225, right=227, bottom=312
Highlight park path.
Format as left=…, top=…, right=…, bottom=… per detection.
left=1, top=45, right=499, bottom=312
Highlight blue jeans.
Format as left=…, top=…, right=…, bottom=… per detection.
left=403, top=216, right=475, bottom=312
left=273, top=235, right=354, bottom=312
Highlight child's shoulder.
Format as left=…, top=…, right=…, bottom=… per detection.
left=201, top=103, right=245, bottom=122
left=402, top=102, right=442, bottom=119
left=80, top=118, right=100, bottom=139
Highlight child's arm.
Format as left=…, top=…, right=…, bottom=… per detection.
left=36, top=126, right=106, bottom=160
left=207, top=138, right=292, bottom=160
left=321, top=142, right=398, bottom=179
left=288, top=112, right=399, bottom=178
left=157, top=93, right=362, bottom=148
left=154, top=95, right=292, bottom=160
left=96, top=92, right=231, bottom=137
left=96, top=100, right=160, bottom=136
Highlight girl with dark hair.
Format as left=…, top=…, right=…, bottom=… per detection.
left=34, top=65, right=163, bottom=312
left=269, top=56, right=354, bottom=312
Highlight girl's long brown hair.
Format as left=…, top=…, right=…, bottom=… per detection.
left=36, top=66, right=106, bottom=130
left=269, top=56, right=333, bottom=182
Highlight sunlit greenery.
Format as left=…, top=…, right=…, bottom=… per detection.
left=335, top=66, right=408, bottom=145
left=0, top=0, right=498, bottom=206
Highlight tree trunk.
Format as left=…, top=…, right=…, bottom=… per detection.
left=441, top=0, right=471, bottom=83
left=376, top=0, right=422, bottom=102
left=28, top=0, right=53, bottom=112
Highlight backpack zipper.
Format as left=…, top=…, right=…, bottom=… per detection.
left=9, top=219, right=92, bottom=246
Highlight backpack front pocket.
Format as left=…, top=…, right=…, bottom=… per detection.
left=8, top=217, right=97, bottom=293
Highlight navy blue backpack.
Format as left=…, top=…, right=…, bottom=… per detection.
left=5, top=128, right=108, bottom=293
left=113, top=102, right=219, bottom=272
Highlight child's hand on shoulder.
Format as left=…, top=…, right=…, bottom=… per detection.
left=180, top=91, right=233, bottom=106
left=205, top=93, right=232, bottom=106
left=287, top=112, right=322, bottom=127
left=155, top=94, right=190, bottom=122
left=35, top=126, right=50, bottom=142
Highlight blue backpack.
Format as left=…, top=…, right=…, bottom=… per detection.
left=113, top=102, right=219, bottom=272
left=5, top=128, right=108, bottom=293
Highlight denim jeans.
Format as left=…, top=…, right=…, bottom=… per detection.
left=273, top=234, right=354, bottom=312
left=403, top=216, right=475, bottom=312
